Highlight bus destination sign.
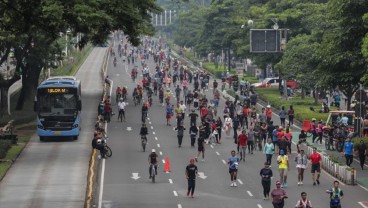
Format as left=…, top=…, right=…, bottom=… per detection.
left=47, top=88, right=69, bottom=93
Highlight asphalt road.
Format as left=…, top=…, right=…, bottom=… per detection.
left=0, top=47, right=106, bottom=208
left=99, top=39, right=368, bottom=208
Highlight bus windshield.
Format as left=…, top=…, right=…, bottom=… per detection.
left=37, top=90, right=78, bottom=116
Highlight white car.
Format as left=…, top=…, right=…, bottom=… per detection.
left=251, top=77, right=280, bottom=88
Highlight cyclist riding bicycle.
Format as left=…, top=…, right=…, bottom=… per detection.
left=148, top=149, right=158, bottom=179
left=92, top=128, right=108, bottom=159
left=122, top=86, right=127, bottom=99
left=142, top=103, right=149, bottom=123
left=140, top=123, right=149, bottom=139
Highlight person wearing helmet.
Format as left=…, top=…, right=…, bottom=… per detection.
left=277, top=149, right=289, bottom=188
left=118, top=98, right=127, bottom=122
left=148, top=149, right=158, bottom=179
left=186, top=158, right=198, bottom=198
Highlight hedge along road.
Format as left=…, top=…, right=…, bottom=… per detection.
left=0, top=47, right=106, bottom=208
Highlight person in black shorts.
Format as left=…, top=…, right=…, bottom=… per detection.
left=196, top=135, right=205, bottom=162
left=186, top=158, right=198, bottom=198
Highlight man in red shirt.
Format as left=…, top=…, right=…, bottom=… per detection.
left=309, top=147, right=321, bottom=186
left=266, top=105, right=272, bottom=124
left=201, top=106, right=207, bottom=122
left=238, top=130, right=248, bottom=162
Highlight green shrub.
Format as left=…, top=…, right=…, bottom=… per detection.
left=242, top=75, right=259, bottom=84
left=227, top=89, right=236, bottom=97
left=0, top=140, right=12, bottom=159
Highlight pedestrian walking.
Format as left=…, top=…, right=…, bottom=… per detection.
left=238, top=130, right=248, bottom=161
left=343, top=137, right=354, bottom=166
left=277, top=149, right=289, bottom=188
left=295, top=192, right=313, bottom=208
left=117, top=98, right=127, bottom=122
left=279, top=106, right=286, bottom=128
left=175, top=125, right=186, bottom=147
left=288, top=105, right=294, bottom=126
left=295, top=149, right=307, bottom=185
left=228, top=150, right=240, bottom=187
left=260, top=162, right=273, bottom=200
left=326, top=181, right=343, bottom=208
left=247, top=126, right=255, bottom=154
left=186, top=158, right=198, bottom=198
left=310, top=147, right=321, bottom=186
left=189, top=123, right=198, bottom=147
left=271, top=181, right=288, bottom=208
left=264, top=138, right=275, bottom=165
left=356, top=140, right=367, bottom=170
left=195, top=132, right=205, bottom=162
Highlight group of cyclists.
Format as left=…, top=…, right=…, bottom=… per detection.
left=94, top=35, right=350, bottom=207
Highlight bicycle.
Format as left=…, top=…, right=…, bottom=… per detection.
left=141, top=136, right=147, bottom=152
left=150, top=164, right=158, bottom=183
left=103, top=143, right=112, bottom=158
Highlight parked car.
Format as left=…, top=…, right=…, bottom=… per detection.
left=251, top=77, right=299, bottom=89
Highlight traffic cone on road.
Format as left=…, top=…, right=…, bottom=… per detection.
left=164, top=155, right=171, bottom=173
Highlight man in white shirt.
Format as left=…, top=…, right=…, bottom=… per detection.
left=118, top=98, right=127, bottom=122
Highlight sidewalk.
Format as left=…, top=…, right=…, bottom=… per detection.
left=170, top=47, right=368, bottom=189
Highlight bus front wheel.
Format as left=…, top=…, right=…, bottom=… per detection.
left=40, top=136, right=46, bottom=141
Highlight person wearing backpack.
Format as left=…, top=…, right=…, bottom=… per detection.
left=295, top=192, right=313, bottom=208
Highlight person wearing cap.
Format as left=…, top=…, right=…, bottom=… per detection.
left=260, top=162, right=273, bottom=200
left=148, top=149, right=158, bottom=179
left=185, top=158, right=198, bottom=198
left=271, top=180, right=288, bottom=208
left=295, top=149, right=308, bottom=185
left=277, top=149, right=289, bottom=188
left=117, top=98, right=127, bottom=122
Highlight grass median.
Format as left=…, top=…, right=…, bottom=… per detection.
left=255, top=88, right=337, bottom=123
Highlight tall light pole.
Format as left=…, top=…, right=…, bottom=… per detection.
left=65, top=29, right=71, bottom=56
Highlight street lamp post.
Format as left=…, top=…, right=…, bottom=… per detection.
left=65, top=29, right=71, bottom=56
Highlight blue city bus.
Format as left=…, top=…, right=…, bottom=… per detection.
left=34, top=76, right=82, bottom=141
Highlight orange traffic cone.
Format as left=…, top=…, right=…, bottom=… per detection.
left=164, top=155, right=171, bottom=173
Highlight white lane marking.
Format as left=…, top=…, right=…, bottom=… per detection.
left=222, top=159, right=227, bottom=165
left=147, top=118, right=150, bottom=120
left=358, top=202, right=368, bottom=208
left=216, top=151, right=220, bottom=155
left=98, top=157, right=106, bottom=208
left=178, top=204, right=182, bottom=208
left=155, top=137, right=158, bottom=140
left=157, top=144, right=160, bottom=148
left=210, top=145, right=214, bottom=148
left=173, top=190, right=178, bottom=196
left=237, top=179, right=243, bottom=185
left=153, top=132, right=156, bottom=135
left=257, top=204, right=263, bottom=208
left=162, top=159, right=166, bottom=164
left=169, top=179, right=173, bottom=184
left=358, top=184, right=368, bottom=192
left=247, top=190, right=253, bottom=197
left=159, top=151, right=163, bottom=155
left=149, top=121, right=152, bottom=124
left=151, top=126, right=153, bottom=129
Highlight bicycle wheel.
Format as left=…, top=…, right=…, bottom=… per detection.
left=325, top=138, right=330, bottom=150
left=152, top=167, right=156, bottom=183
left=105, top=146, right=112, bottom=157
left=306, top=131, right=312, bottom=138
left=142, top=139, right=147, bottom=152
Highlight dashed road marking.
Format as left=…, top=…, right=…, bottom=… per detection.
left=147, top=118, right=150, bottom=121
left=178, top=204, right=182, bottom=208
left=173, top=190, right=178, bottom=196
left=358, top=202, right=368, bottom=208
left=155, top=137, right=158, bottom=140
left=237, top=179, right=243, bottom=185
left=216, top=151, right=220, bottom=155
left=153, top=132, right=156, bottom=135
left=159, top=151, right=162, bottom=155
left=162, top=159, right=166, bottom=164
left=149, top=121, right=152, bottom=124
left=257, top=204, right=263, bottom=208
left=157, top=144, right=160, bottom=148
left=151, top=126, right=153, bottom=129
left=210, top=145, right=214, bottom=148
left=222, top=159, right=227, bottom=165
left=247, top=190, right=253, bottom=197
left=169, top=179, right=173, bottom=184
